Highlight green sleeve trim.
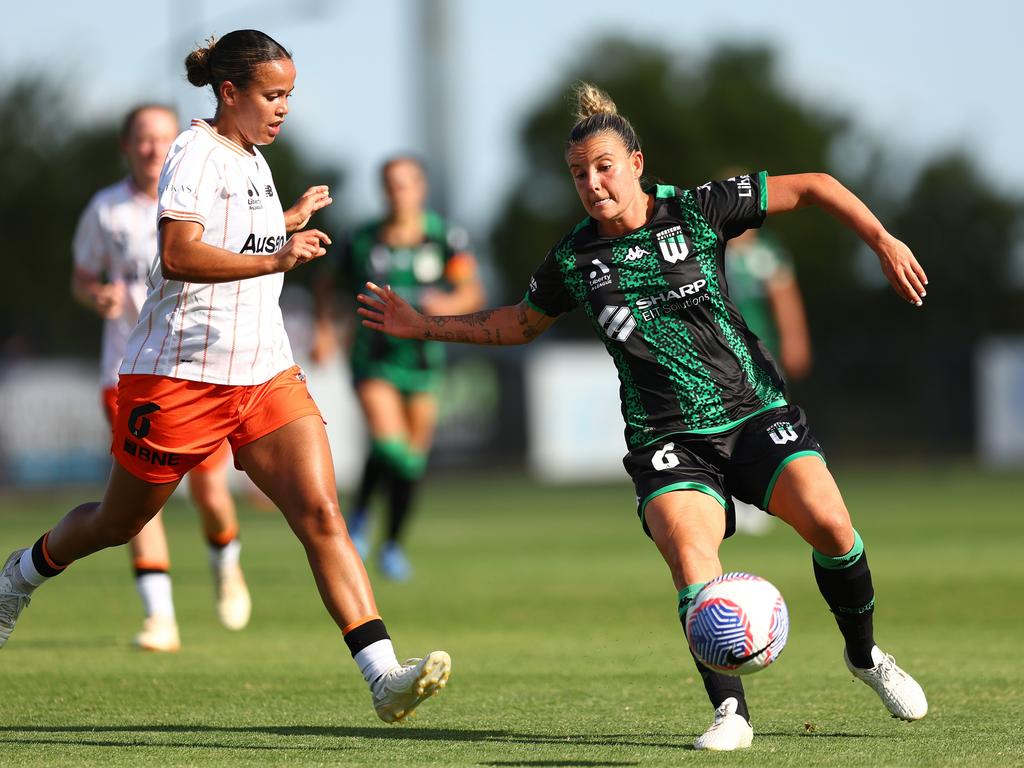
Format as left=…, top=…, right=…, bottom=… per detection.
left=813, top=529, right=865, bottom=570
left=678, top=581, right=709, bottom=618
left=762, top=450, right=826, bottom=510
left=522, top=292, right=559, bottom=317
left=759, top=170, right=768, bottom=213
left=641, top=482, right=727, bottom=529
left=655, top=184, right=678, bottom=199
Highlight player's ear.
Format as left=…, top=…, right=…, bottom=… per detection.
left=631, top=150, right=644, bottom=179
left=220, top=81, right=237, bottom=107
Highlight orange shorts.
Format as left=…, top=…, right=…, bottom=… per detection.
left=103, top=386, right=231, bottom=473
left=110, top=365, right=322, bottom=483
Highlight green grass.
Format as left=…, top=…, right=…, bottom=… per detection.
left=1, top=464, right=1022, bottom=766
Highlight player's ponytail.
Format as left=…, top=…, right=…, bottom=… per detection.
left=184, top=30, right=291, bottom=98
left=567, top=81, right=641, bottom=154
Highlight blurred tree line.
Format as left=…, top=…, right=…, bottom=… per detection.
left=0, top=75, right=341, bottom=363
left=489, top=39, right=1024, bottom=457
left=1, top=39, right=1020, bottom=459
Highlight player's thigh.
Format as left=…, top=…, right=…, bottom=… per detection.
left=356, top=378, right=408, bottom=439
left=186, top=442, right=234, bottom=511
left=645, top=491, right=726, bottom=590
left=766, top=456, right=854, bottom=555
left=235, top=414, right=344, bottom=535
left=403, top=392, right=438, bottom=452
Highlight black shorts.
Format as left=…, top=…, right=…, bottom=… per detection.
left=623, top=404, right=825, bottom=539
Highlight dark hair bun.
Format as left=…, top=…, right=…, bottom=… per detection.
left=184, top=38, right=216, bottom=87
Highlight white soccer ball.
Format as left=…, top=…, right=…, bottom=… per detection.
left=685, top=572, right=789, bottom=676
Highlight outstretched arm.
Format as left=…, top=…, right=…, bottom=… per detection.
left=766, top=173, right=928, bottom=306
left=357, top=282, right=556, bottom=345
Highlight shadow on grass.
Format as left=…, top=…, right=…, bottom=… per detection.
left=0, top=723, right=888, bottom=754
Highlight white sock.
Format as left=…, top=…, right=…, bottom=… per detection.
left=209, top=539, right=241, bottom=571
left=18, top=549, right=47, bottom=589
left=354, top=639, right=400, bottom=686
left=136, top=572, right=176, bottom=619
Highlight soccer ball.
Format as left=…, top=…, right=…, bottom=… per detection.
left=685, top=572, right=789, bottom=676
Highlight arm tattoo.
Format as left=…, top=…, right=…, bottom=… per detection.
left=418, top=305, right=541, bottom=345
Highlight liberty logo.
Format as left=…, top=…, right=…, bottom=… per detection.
left=655, top=227, right=690, bottom=264
left=767, top=422, right=798, bottom=445
left=589, top=259, right=612, bottom=289
left=598, top=305, right=636, bottom=342
left=624, top=246, right=648, bottom=262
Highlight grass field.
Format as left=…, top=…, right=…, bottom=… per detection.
left=1, top=464, right=1022, bottom=767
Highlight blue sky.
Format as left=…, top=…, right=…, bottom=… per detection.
left=3, top=0, right=1015, bottom=233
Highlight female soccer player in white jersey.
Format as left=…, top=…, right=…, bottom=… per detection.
left=355, top=83, right=929, bottom=748
left=0, top=29, right=449, bottom=724
left=73, top=104, right=251, bottom=652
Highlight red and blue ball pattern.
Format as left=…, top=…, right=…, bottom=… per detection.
left=685, top=572, right=789, bottom=676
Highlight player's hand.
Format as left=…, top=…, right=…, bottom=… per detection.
left=94, top=282, right=125, bottom=319
left=274, top=230, right=331, bottom=272
left=357, top=282, right=424, bottom=339
left=875, top=235, right=928, bottom=306
left=286, top=185, right=333, bottom=232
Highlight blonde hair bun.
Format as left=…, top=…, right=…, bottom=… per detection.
left=572, top=81, right=618, bottom=121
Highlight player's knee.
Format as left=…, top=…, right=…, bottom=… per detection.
left=812, top=510, right=855, bottom=556
left=298, top=498, right=346, bottom=541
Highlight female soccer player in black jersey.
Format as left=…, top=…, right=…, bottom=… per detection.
left=357, top=82, right=928, bottom=750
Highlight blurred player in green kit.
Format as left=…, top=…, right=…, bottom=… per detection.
left=726, top=218, right=812, bottom=534
left=314, top=156, right=484, bottom=579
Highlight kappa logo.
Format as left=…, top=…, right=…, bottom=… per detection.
left=655, top=226, right=690, bottom=264
left=767, top=422, right=799, bottom=445
left=624, top=245, right=648, bottom=262
left=598, top=305, right=636, bottom=342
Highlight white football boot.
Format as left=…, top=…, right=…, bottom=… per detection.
left=694, top=697, right=753, bottom=751
left=845, top=645, right=928, bottom=721
left=214, top=562, right=251, bottom=631
left=134, top=615, right=181, bottom=652
left=372, top=651, right=451, bottom=723
left=0, top=549, right=31, bottom=648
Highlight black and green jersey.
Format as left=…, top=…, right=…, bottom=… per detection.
left=526, top=172, right=786, bottom=448
left=338, top=210, right=472, bottom=391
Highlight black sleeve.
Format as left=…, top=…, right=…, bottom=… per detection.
left=695, top=170, right=768, bottom=241
left=524, top=243, right=577, bottom=317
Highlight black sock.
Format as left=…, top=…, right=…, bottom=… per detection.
left=386, top=475, right=419, bottom=544
left=353, top=455, right=385, bottom=515
left=32, top=532, right=68, bottom=578
left=343, top=617, right=390, bottom=657
left=813, top=531, right=876, bottom=669
left=679, top=587, right=750, bottom=723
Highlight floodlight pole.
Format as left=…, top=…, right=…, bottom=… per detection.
left=416, top=0, right=454, bottom=217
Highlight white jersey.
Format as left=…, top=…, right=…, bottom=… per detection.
left=72, top=178, right=159, bottom=389
left=121, top=119, right=294, bottom=385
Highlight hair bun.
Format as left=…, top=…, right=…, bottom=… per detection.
left=572, top=81, right=618, bottom=121
left=184, top=36, right=217, bottom=87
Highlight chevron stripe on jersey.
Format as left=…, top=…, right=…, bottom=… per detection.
left=526, top=173, right=786, bottom=447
